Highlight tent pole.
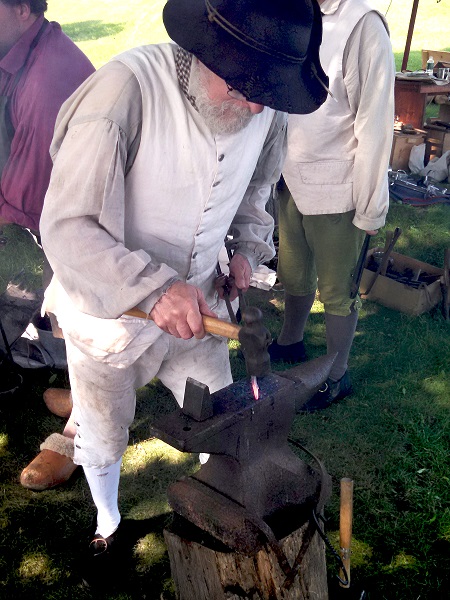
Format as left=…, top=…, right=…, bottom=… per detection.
left=401, top=0, right=420, bottom=71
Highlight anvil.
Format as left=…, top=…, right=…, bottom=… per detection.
left=150, top=353, right=334, bottom=555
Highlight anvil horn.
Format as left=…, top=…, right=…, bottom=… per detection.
left=277, top=352, right=337, bottom=412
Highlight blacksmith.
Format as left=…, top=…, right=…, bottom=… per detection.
left=23, top=0, right=328, bottom=573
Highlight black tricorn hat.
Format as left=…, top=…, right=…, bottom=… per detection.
left=163, top=0, right=329, bottom=114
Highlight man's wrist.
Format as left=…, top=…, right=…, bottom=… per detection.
left=136, top=276, right=182, bottom=316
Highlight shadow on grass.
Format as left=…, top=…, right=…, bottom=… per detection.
left=62, top=20, right=125, bottom=42
left=0, top=371, right=191, bottom=599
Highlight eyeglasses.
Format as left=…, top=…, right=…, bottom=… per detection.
left=226, top=83, right=248, bottom=102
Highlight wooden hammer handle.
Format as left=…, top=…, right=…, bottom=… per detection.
left=125, top=307, right=241, bottom=340
left=339, top=477, right=354, bottom=588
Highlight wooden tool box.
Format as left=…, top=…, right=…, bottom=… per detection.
left=360, top=249, right=444, bottom=316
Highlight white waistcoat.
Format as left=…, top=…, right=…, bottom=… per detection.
left=44, top=44, right=277, bottom=362
left=117, top=44, right=275, bottom=305
left=283, top=0, right=388, bottom=215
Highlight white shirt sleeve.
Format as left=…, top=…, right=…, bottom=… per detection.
left=343, top=11, right=395, bottom=231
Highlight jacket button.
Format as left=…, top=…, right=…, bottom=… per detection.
left=213, top=181, right=220, bottom=187
left=218, top=154, right=225, bottom=161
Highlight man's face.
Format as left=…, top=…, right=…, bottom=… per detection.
left=190, top=59, right=264, bottom=136
left=0, top=1, right=28, bottom=60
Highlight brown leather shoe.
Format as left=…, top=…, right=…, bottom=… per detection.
left=43, top=388, right=72, bottom=418
left=20, top=449, right=78, bottom=491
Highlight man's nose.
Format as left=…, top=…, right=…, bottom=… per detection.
left=247, top=102, right=264, bottom=114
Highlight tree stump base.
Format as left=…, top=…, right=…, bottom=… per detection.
left=164, top=516, right=328, bottom=600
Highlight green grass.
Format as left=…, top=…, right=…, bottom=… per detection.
left=0, top=225, right=43, bottom=292
left=253, top=202, right=450, bottom=599
left=44, top=0, right=450, bottom=71
left=371, top=0, right=450, bottom=71
left=1, top=201, right=449, bottom=599
left=46, top=0, right=170, bottom=68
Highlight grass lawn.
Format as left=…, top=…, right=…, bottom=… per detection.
left=1, top=201, right=449, bottom=599
left=1, top=2, right=450, bottom=599
left=44, top=0, right=450, bottom=71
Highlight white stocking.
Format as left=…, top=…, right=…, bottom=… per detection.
left=83, top=458, right=122, bottom=538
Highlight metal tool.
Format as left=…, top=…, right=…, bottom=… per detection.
left=441, top=248, right=450, bottom=320
left=238, top=306, right=271, bottom=379
left=361, top=227, right=402, bottom=298
left=339, top=478, right=354, bottom=589
left=350, top=233, right=371, bottom=299
left=215, top=262, right=237, bottom=324
left=126, top=305, right=272, bottom=381
left=226, top=243, right=247, bottom=321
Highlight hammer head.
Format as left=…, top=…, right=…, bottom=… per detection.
left=238, top=306, right=272, bottom=378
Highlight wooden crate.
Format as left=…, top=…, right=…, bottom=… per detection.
left=390, top=130, right=426, bottom=171
left=421, top=50, right=450, bottom=70
left=424, top=121, right=450, bottom=158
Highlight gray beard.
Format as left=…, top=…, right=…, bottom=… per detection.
left=190, top=62, right=254, bottom=136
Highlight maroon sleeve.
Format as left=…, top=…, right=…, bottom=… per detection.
left=0, top=22, right=95, bottom=230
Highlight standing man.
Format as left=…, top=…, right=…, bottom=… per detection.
left=270, top=0, right=395, bottom=412
left=0, top=0, right=94, bottom=234
left=24, top=0, right=328, bottom=570
left=0, top=0, right=94, bottom=362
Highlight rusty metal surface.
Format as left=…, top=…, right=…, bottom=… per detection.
left=150, top=373, right=292, bottom=451
left=278, top=352, right=336, bottom=412
left=151, top=353, right=335, bottom=554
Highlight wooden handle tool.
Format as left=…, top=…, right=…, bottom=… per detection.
left=125, top=307, right=241, bottom=340
left=361, top=227, right=402, bottom=297
left=339, top=477, right=354, bottom=588
left=441, top=247, right=450, bottom=320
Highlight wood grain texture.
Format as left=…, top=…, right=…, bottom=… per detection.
left=164, top=520, right=328, bottom=600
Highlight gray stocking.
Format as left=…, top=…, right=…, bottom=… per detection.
left=325, top=310, right=359, bottom=381
left=277, top=292, right=315, bottom=345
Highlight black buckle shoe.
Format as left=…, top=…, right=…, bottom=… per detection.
left=89, top=531, right=117, bottom=559
left=268, top=339, right=307, bottom=364
left=81, top=525, right=121, bottom=589
left=300, top=371, right=353, bottom=413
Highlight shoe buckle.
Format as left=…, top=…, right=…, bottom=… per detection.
left=90, top=537, right=108, bottom=556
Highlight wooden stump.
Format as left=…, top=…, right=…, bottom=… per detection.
left=164, top=518, right=328, bottom=600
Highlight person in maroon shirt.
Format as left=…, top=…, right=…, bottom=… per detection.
left=0, top=1, right=94, bottom=372
left=0, top=0, right=94, bottom=232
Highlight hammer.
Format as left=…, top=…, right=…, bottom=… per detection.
left=125, top=305, right=271, bottom=383
left=125, top=306, right=240, bottom=339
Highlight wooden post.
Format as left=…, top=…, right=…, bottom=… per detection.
left=339, top=478, right=354, bottom=588
left=401, top=0, right=420, bottom=72
left=164, top=518, right=329, bottom=600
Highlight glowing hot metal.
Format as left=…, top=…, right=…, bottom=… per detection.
left=251, top=375, right=259, bottom=400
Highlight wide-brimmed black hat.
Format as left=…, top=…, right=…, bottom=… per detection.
left=163, top=0, right=328, bottom=114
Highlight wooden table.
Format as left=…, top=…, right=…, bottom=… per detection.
left=394, top=78, right=450, bottom=129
